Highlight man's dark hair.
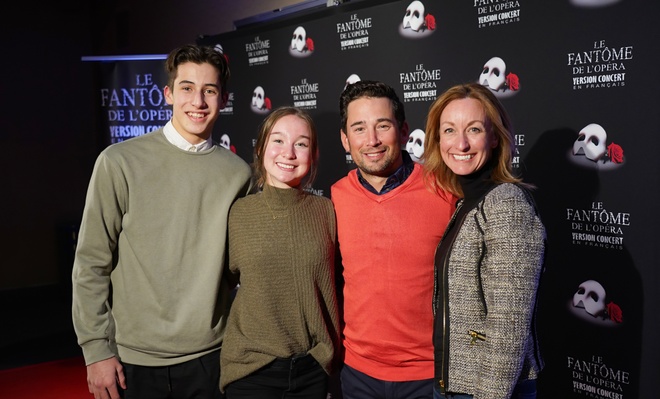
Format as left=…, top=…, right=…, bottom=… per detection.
left=339, top=80, right=406, bottom=132
left=165, top=44, right=230, bottom=96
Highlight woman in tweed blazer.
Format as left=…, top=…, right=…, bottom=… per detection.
left=422, top=83, right=546, bottom=399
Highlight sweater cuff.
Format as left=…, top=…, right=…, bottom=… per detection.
left=81, top=338, right=118, bottom=366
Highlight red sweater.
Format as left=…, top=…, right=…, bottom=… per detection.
left=331, top=163, right=454, bottom=381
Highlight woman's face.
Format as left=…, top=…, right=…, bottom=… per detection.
left=263, top=114, right=312, bottom=189
left=439, top=98, right=498, bottom=176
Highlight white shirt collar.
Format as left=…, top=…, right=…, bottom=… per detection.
left=163, top=120, right=213, bottom=152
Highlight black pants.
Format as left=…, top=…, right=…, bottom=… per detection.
left=340, top=363, right=434, bottom=399
left=225, top=354, right=328, bottom=399
left=121, top=350, right=223, bottom=399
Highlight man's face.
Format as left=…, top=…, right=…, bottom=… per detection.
left=341, top=97, right=408, bottom=184
left=164, top=62, right=227, bottom=144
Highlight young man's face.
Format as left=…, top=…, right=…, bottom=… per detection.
left=341, top=97, right=408, bottom=186
left=164, top=62, right=227, bottom=144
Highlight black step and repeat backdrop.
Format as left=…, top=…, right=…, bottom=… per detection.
left=91, top=0, right=659, bottom=397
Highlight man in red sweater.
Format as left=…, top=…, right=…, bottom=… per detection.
left=331, top=80, right=455, bottom=398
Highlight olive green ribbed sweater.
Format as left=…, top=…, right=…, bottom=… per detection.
left=220, top=185, right=340, bottom=392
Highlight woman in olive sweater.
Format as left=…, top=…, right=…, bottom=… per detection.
left=220, top=107, right=340, bottom=398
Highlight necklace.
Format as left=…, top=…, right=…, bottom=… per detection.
left=261, top=186, right=294, bottom=219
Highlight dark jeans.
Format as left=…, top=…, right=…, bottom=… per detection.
left=340, top=363, right=434, bottom=399
left=121, top=350, right=222, bottom=399
left=225, top=354, right=327, bottom=399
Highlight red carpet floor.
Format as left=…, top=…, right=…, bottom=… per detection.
left=0, top=356, right=89, bottom=399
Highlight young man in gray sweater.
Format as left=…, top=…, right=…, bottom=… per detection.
left=72, top=44, right=252, bottom=399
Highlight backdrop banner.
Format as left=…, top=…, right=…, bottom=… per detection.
left=92, top=59, right=169, bottom=148
left=197, top=1, right=659, bottom=398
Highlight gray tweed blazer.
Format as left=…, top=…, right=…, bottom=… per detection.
left=435, top=183, right=545, bottom=399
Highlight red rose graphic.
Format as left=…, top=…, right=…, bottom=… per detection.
left=506, top=73, right=520, bottom=91
left=425, top=14, right=437, bottom=30
left=264, top=97, right=272, bottom=110
left=306, top=38, right=314, bottom=52
left=606, top=302, right=623, bottom=323
left=607, top=143, right=624, bottom=163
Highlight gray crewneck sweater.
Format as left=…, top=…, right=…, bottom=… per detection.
left=72, top=129, right=252, bottom=367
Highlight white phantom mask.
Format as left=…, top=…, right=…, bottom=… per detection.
left=345, top=74, right=361, bottom=90
left=572, top=280, right=607, bottom=317
left=403, top=1, right=425, bottom=32
left=406, top=129, right=426, bottom=162
left=479, top=57, right=507, bottom=91
left=220, top=134, right=230, bottom=149
left=252, top=86, right=265, bottom=109
left=291, top=26, right=307, bottom=52
left=573, top=123, right=607, bottom=162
